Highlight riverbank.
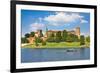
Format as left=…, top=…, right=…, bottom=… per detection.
left=21, top=42, right=90, bottom=49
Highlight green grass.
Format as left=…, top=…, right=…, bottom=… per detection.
left=22, top=42, right=90, bottom=49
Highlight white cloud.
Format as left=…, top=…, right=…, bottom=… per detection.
left=81, top=32, right=90, bottom=36
left=29, top=12, right=88, bottom=32
left=30, top=22, right=45, bottom=31
left=80, top=19, right=88, bottom=23
left=44, top=12, right=86, bottom=26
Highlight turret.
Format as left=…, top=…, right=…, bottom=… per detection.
left=75, top=27, right=80, bottom=38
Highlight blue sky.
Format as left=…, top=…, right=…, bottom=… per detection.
left=21, top=9, right=90, bottom=37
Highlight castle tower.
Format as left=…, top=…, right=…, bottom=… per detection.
left=37, top=30, right=43, bottom=37
left=45, top=25, right=48, bottom=37
left=75, top=27, right=80, bottom=38
left=46, top=25, right=48, bottom=32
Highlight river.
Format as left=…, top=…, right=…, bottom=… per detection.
left=21, top=48, right=90, bottom=63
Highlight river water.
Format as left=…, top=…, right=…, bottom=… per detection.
left=21, top=48, right=90, bottom=63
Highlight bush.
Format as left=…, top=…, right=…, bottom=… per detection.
left=47, top=37, right=55, bottom=42
left=35, top=37, right=39, bottom=46
left=42, top=41, right=46, bottom=46
left=37, top=37, right=42, bottom=43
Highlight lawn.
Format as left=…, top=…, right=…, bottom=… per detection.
left=21, top=42, right=90, bottom=49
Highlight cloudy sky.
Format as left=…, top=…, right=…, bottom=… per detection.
left=21, top=10, right=90, bottom=37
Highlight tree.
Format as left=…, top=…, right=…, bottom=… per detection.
left=80, top=35, right=85, bottom=45
left=72, top=35, right=79, bottom=42
left=67, top=34, right=73, bottom=42
left=21, top=37, right=28, bottom=43
left=37, top=37, right=42, bottom=43
left=30, top=32, right=35, bottom=37
left=55, top=31, right=62, bottom=43
left=62, top=30, right=67, bottom=41
left=25, top=33, right=30, bottom=38
left=67, top=34, right=79, bottom=42
left=47, top=33, right=55, bottom=42
left=86, top=36, right=90, bottom=42
left=35, top=37, right=39, bottom=46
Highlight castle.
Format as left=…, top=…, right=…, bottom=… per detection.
left=47, top=27, right=80, bottom=38
left=27, top=27, right=80, bottom=44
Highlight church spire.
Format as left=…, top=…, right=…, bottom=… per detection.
left=46, top=24, right=48, bottom=32
left=45, top=24, right=48, bottom=37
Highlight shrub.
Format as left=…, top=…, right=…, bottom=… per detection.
left=42, top=41, right=46, bottom=46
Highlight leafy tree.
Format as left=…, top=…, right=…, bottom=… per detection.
left=37, top=37, right=42, bottom=43
left=86, top=36, right=90, bottom=42
left=35, top=37, right=39, bottom=46
left=51, top=32, right=55, bottom=37
left=55, top=31, right=62, bottom=43
left=67, top=34, right=73, bottom=42
left=21, top=37, right=28, bottom=43
left=73, top=35, right=79, bottom=42
left=25, top=33, right=30, bottom=38
left=47, top=33, right=55, bottom=42
left=80, top=35, right=85, bottom=45
left=30, top=32, right=35, bottom=37
left=62, top=30, right=68, bottom=41
left=67, top=34, right=79, bottom=42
